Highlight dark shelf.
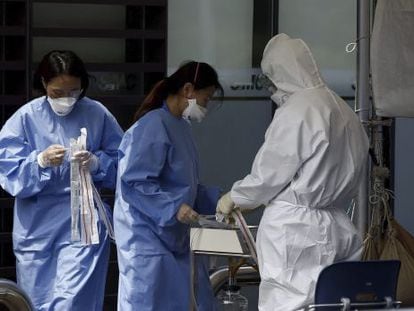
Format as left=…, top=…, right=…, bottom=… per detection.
left=144, top=6, right=166, bottom=30
left=125, top=39, right=143, bottom=62
left=4, top=70, right=26, bottom=94
left=0, top=26, right=25, bottom=36
left=0, top=95, right=26, bottom=105
left=0, top=188, right=11, bottom=197
left=0, top=61, right=25, bottom=70
left=126, top=6, right=143, bottom=30
left=93, top=95, right=143, bottom=106
left=31, top=62, right=165, bottom=73
left=0, top=233, right=11, bottom=243
left=32, top=0, right=166, bottom=5
left=4, top=36, right=26, bottom=61
left=5, top=2, right=26, bottom=26
left=32, top=27, right=165, bottom=39
left=0, top=197, right=13, bottom=206
left=144, top=39, right=165, bottom=63
left=86, top=62, right=164, bottom=72
left=0, top=267, right=16, bottom=281
left=143, top=71, right=164, bottom=93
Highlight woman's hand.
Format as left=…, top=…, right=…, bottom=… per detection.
left=176, top=203, right=199, bottom=224
left=37, top=144, right=67, bottom=168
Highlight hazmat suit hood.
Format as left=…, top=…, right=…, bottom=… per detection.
left=261, top=33, right=325, bottom=106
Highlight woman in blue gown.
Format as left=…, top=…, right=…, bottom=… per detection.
left=114, top=61, right=223, bottom=310
left=0, top=50, right=123, bottom=310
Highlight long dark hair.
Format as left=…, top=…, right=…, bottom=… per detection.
left=33, top=50, right=89, bottom=98
left=134, top=61, right=223, bottom=121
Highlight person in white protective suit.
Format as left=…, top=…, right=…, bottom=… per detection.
left=216, top=33, right=370, bottom=310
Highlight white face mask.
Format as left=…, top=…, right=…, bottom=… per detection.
left=182, top=98, right=207, bottom=123
left=48, top=97, right=77, bottom=116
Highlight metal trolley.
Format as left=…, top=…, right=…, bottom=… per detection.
left=189, top=220, right=260, bottom=310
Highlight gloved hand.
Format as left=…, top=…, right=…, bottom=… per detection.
left=216, top=191, right=235, bottom=215
left=71, top=150, right=99, bottom=172
left=176, top=203, right=199, bottom=224
left=37, top=144, right=67, bottom=168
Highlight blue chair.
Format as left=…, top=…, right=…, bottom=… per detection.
left=306, top=260, right=401, bottom=310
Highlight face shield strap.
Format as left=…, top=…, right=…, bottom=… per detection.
left=193, top=62, right=200, bottom=86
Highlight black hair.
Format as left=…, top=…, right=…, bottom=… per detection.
left=133, top=61, right=223, bottom=121
left=33, top=50, right=89, bottom=98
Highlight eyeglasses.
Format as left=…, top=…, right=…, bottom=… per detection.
left=49, top=89, right=83, bottom=99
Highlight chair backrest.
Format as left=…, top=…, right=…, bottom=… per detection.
left=314, top=260, right=401, bottom=309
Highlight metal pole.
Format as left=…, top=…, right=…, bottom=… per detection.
left=270, top=0, right=278, bottom=37
left=355, top=0, right=371, bottom=237
left=189, top=250, right=197, bottom=311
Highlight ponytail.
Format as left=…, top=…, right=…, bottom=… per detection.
left=133, top=79, right=168, bottom=122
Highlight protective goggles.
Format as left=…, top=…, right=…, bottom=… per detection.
left=256, top=73, right=276, bottom=91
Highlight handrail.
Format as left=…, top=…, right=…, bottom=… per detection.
left=306, top=296, right=402, bottom=311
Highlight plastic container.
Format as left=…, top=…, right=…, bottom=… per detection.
left=216, top=285, right=248, bottom=311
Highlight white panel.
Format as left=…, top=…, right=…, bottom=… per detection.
left=168, top=0, right=253, bottom=70
left=190, top=228, right=244, bottom=254
left=279, top=0, right=357, bottom=96
left=371, top=0, right=414, bottom=117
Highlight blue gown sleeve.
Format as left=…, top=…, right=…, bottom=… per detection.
left=91, top=112, right=124, bottom=189
left=119, top=123, right=183, bottom=228
left=0, top=111, right=53, bottom=198
left=194, top=184, right=221, bottom=215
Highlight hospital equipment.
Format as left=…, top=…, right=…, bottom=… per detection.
left=216, top=285, right=248, bottom=311
left=70, top=128, right=114, bottom=245
left=190, top=212, right=259, bottom=310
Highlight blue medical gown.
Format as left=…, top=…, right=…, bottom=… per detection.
left=0, top=96, right=123, bottom=311
left=114, top=104, right=221, bottom=311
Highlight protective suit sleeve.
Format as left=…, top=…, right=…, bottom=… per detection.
left=119, top=126, right=183, bottom=228
left=0, top=113, right=53, bottom=198
left=231, top=101, right=327, bottom=209
left=91, top=113, right=124, bottom=189
left=194, top=184, right=221, bottom=215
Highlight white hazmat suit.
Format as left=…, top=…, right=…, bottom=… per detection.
left=225, top=34, right=369, bottom=310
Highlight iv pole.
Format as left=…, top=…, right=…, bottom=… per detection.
left=355, top=0, right=371, bottom=237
